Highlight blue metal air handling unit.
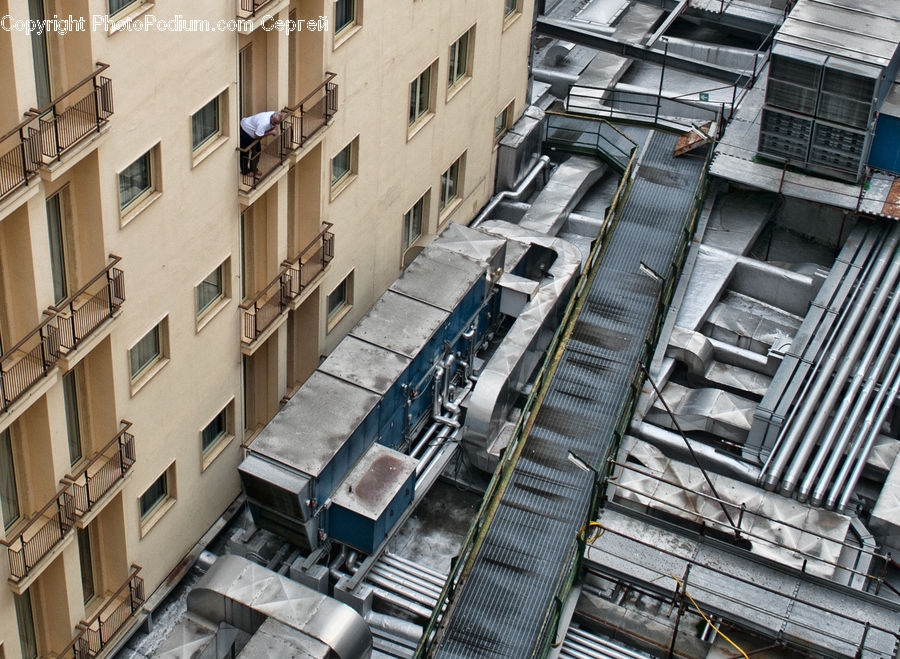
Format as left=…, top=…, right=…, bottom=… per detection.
left=239, top=224, right=507, bottom=554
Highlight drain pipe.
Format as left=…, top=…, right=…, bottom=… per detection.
left=780, top=241, right=900, bottom=496
left=761, top=226, right=900, bottom=492
left=829, top=345, right=900, bottom=511
left=805, top=292, right=900, bottom=505
left=470, top=156, right=551, bottom=228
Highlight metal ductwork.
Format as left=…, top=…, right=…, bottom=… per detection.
left=184, top=555, right=372, bottom=659
left=463, top=221, right=583, bottom=472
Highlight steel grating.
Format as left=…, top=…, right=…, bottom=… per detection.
left=435, top=132, right=706, bottom=658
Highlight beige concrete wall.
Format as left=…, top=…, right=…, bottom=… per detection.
left=0, top=0, right=532, bottom=653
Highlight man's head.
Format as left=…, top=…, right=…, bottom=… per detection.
left=271, top=112, right=283, bottom=126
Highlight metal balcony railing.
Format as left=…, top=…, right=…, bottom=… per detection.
left=237, top=0, right=277, bottom=18
left=284, top=223, right=334, bottom=297
left=56, top=565, right=145, bottom=659
left=28, top=64, right=113, bottom=165
left=238, top=130, right=291, bottom=191
left=65, top=422, right=135, bottom=518
left=48, top=256, right=125, bottom=354
left=0, top=118, right=41, bottom=202
left=0, top=488, right=76, bottom=581
left=0, top=317, right=62, bottom=414
left=282, top=74, right=338, bottom=151
left=240, top=270, right=291, bottom=345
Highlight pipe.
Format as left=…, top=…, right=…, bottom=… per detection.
left=365, top=611, right=423, bottom=644
left=410, top=421, right=442, bottom=459
left=370, top=564, right=443, bottom=599
left=432, top=366, right=444, bottom=419
left=365, top=572, right=437, bottom=608
left=565, top=628, right=648, bottom=659
left=829, top=345, right=900, bottom=510
left=416, top=422, right=460, bottom=477
left=442, top=354, right=456, bottom=404
left=381, top=554, right=447, bottom=587
left=443, top=378, right=473, bottom=415
left=470, top=156, right=552, bottom=228
left=780, top=237, right=900, bottom=496
left=804, top=289, right=900, bottom=505
left=631, top=422, right=760, bottom=484
left=761, top=225, right=900, bottom=492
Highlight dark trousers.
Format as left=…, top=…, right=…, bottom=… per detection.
left=240, top=128, right=261, bottom=174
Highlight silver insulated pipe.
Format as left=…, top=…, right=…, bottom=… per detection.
left=760, top=225, right=900, bottom=493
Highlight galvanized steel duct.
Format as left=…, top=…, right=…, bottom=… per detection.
left=760, top=224, right=900, bottom=493
left=802, top=282, right=900, bottom=504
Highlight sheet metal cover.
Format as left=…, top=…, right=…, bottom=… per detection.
left=248, top=372, right=380, bottom=477
left=431, top=221, right=506, bottom=268
left=331, top=444, right=417, bottom=520
left=318, top=335, right=411, bottom=396
left=238, top=618, right=330, bottom=659
left=391, top=249, right=485, bottom=312
left=350, top=290, right=448, bottom=358
left=776, top=0, right=900, bottom=67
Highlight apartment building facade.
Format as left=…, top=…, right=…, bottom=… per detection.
left=0, top=0, right=532, bottom=656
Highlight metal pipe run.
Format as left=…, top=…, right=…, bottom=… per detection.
left=364, top=582, right=434, bottom=619
left=370, top=563, right=444, bottom=595
left=416, top=422, right=460, bottom=477
left=410, top=422, right=442, bottom=460
left=365, top=572, right=438, bottom=608
left=365, top=611, right=423, bottom=644
left=803, top=287, right=900, bottom=504
left=565, top=627, right=650, bottom=659
left=470, top=156, right=552, bottom=228
left=829, top=345, right=900, bottom=511
left=761, top=225, right=900, bottom=492
left=781, top=238, right=900, bottom=496
left=381, top=553, right=448, bottom=587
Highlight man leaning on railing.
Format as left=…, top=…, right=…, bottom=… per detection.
left=239, top=111, right=282, bottom=179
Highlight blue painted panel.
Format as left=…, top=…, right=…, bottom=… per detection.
left=870, top=113, right=900, bottom=174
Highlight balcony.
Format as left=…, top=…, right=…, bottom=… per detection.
left=238, top=74, right=338, bottom=201
left=283, top=73, right=338, bottom=154
left=28, top=64, right=113, bottom=177
left=240, top=270, right=291, bottom=350
left=0, top=257, right=124, bottom=421
left=57, top=565, right=145, bottom=659
left=284, top=223, right=334, bottom=299
left=0, top=118, right=40, bottom=207
left=51, top=256, right=125, bottom=369
left=1, top=487, right=76, bottom=591
left=65, top=422, right=135, bottom=524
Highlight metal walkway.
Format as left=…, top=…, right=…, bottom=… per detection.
left=431, top=131, right=707, bottom=658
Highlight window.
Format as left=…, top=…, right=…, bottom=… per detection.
left=504, top=0, right=521, bottom=19
left=63, top=371, right=83, bottom=466
left=118, top=150, right=154, bottom=211
left=47, top=190, right=69, bottom=306
left=14, top=591, right=37, bottom=659
left=129, top=319, right=167, bottom=383
left=191, top=96, right=221, bottom=151
left=109, top=0, right=140, bottom=16
left=335, top=0, right=357, bottom=35
left=77, top=528, right=95, bottom=603
left=331, top=137, right=358, bottom=190
left=196, top=263, right=224, bottom=316
left=403, top=193, right=428, bottom=253
left=327, top=274, right=353, bottom=324
left=139, top=467, right=173, bottom=520
left=409, top=63, right=436, bottom=127
left=495, top=102, right=514, bottom=141
left=0, top=429, right=20, bottom=530
left=440, top=154, right=465, bottom=213
left=201, top=404, right=232, bottom=456
left=448, top=29, right=474, bottom=89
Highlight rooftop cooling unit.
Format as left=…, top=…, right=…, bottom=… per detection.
left=758, top=107, right=813, bottom=164
left=808, top=119, right=870, bottom=181
left=765, top=43, right=825, bottom=116
left=818, top=57, right=879, bottom=130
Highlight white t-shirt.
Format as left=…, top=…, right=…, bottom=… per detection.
left=241, top=111, right=276, bottom=138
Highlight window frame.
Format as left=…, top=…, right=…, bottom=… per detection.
left=326, top=273, right=354, bottom=331
left=0, top=428, right=21, bottom=532
left=196, top=261, right=228, bottom=318
left=403, top=192, right=429, bottom=256
left=504, top=0, right=522, bottom=20
left=408, top=61, right=438, bottom=134
left=138, top=462, right=176, bottom=535
left=118, top=144, right=161, bottom=223
left=330, top=136, right=359, bottom=197
left=334, top=0, right=357, bottom=35
left=333, top=0, right=362, bottom=48
left=128, top=317, right=169, bottom=393
left=200, top=401, right=235, bottom=470
left=108, top=0, right=141, bottom=18
left=495, top=101, right=514, bottom=142
left=448, top=27, right=475, bottom=94
left=191, top=95, right=222, bottom=153
left=439, top=153, right=466, bottom=216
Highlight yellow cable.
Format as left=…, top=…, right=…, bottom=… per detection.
left=668, top=574, right=748, bottom=659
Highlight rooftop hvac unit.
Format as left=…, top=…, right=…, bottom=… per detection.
left=807, top=119, right=870, bottom=181
left=758, top=107, right=813, bottom=164
left=818, top=57, right=879, bottom=129
left=765, top=43, right=825, bottom=115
